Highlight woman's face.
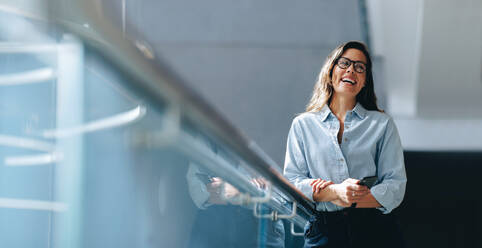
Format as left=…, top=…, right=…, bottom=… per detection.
left=331, top=48, right=367, bottom=99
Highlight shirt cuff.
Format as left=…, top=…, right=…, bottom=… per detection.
left=315, top=201, right=329, bottom=211
left=190, top=180, right=211, bottom=209
left=297, top=179, right=316, bottom=202
left=370, top=184, right=391, bottom=214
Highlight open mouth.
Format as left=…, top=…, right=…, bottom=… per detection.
left=342, top=78, right=356, bottom=85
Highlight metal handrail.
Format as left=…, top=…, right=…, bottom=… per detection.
left=50, top=0, right=318, bottom=219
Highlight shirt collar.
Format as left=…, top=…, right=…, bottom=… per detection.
left=319, top=104, right=332, bottom=122
left=318, top=102, right=367, bottom=121
left=352, top=102, right=367, bottom=119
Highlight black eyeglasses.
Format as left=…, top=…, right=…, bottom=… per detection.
left=336, top=57, right=367, bottom=73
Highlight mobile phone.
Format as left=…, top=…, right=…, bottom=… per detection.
left=358, top=176, right=377, bottom=188
left=196, top=173, right=214, bottom=184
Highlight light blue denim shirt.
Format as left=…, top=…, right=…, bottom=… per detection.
left=283, top=103, right=406, bottom=214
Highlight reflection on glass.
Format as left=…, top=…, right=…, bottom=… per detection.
left=185, top=133, right=285, bottom=247
left=0, top=197, right=67, bottom=212
left=5, top=152, right=60, bottom=166
left=0, top=134, right=53, bottom=151
left=41, top=105, right=146, bottom=138
left=0, top=1, right=305, bottom=248
left=0, top=67, right=54, bottom=86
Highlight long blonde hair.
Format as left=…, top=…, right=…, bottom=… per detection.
left=306, top=41, right=382, bottom=112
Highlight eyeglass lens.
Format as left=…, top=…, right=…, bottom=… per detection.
left=337, top=57, right=366, bottom=73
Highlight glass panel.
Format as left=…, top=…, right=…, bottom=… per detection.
left=0, top=1, right=309, bottom=247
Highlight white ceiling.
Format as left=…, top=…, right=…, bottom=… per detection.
left=367, top=0, right=482, bottom=150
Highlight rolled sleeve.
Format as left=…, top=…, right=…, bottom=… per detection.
left=283, top=119, right=316, bottom=201
left=372, top=117, right=407, bottom=214
left=186, top=163, right=212, bottom=209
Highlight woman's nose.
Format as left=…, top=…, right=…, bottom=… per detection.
left=346, top=63, right=355, bottom=73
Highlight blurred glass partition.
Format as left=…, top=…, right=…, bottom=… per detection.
left=0, top=6, right=60, bottom=248
left=0, top=0, right=315, bottom=247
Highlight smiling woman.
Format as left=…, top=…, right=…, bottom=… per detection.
left=331, top=50, right=367, bottom=97
left=306, top=41, right=381, bottom=114
left=284, top=41, right=407, bottom=248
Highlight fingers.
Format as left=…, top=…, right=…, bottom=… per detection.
left=311, top=179, right=333, bottom=193
left=311, top=178, right=329, bottom=187
left=343, top=178, right=368, bottom=192
left=251, top=178, right=268, bottom=189
left=344, top=178, right=360, bottom=185
left=320, top=181, right=332, bottom=189
left=310, top=179, right=319, bottom=186
left=211, top=177, right=222, bottom=183
left=347, top=184, right=369, bottom=192
left=209, top=177, right=223, bottom=187
left=347, top=187, right=369, bottom=196
left=343, top=188, right=370, bottom=202
left=251, top=178, right=261, bottom=188
left=257, top=178, right=267, bottom=188
left=331, top=178, right=372, bottom=203
left=311, top=179, right=321, bottom=193
left=312, top=179, right=324, bottom=192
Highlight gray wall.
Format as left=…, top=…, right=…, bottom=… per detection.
left=111, top=0, right=371, bottom=166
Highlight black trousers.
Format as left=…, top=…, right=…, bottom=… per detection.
left=304, top=208, right=405, bottom=248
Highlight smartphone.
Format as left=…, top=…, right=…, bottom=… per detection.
left=196, top=173, right=214, bottom=184
left=358, top=176, right=377, bottom=188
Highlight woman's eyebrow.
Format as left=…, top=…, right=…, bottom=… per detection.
left=340, top=57, right=367, bottom=64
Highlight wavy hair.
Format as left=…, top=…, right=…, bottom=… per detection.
left=305, top=41, right=382, bottom=112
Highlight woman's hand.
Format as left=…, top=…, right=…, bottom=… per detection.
left=251, top=178, right=268, bottom=189
left=206, top=177, right=240, bottom=204
left=330, top=178, right=369, bottom=204
left=311, top=179, right=337, bottom=202
left=310, top=178, right=334, bottom=193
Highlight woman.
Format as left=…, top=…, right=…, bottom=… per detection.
left=283, top=41, right=406, bottom=248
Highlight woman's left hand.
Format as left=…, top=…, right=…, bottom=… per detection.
left=330, top=178, right=369, bottom=204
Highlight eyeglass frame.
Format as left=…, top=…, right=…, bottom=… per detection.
left=335, top=57, right=367, bottom=73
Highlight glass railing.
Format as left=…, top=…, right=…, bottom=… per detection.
left=0, top=0, right=317, bottom=247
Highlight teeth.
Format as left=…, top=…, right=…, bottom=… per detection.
left=342, top=79, right=355, bottom=85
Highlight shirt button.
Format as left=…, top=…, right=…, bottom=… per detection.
left=339, top=158, right=344, bottom=162
left=344, top=138, right=348, bottom=142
